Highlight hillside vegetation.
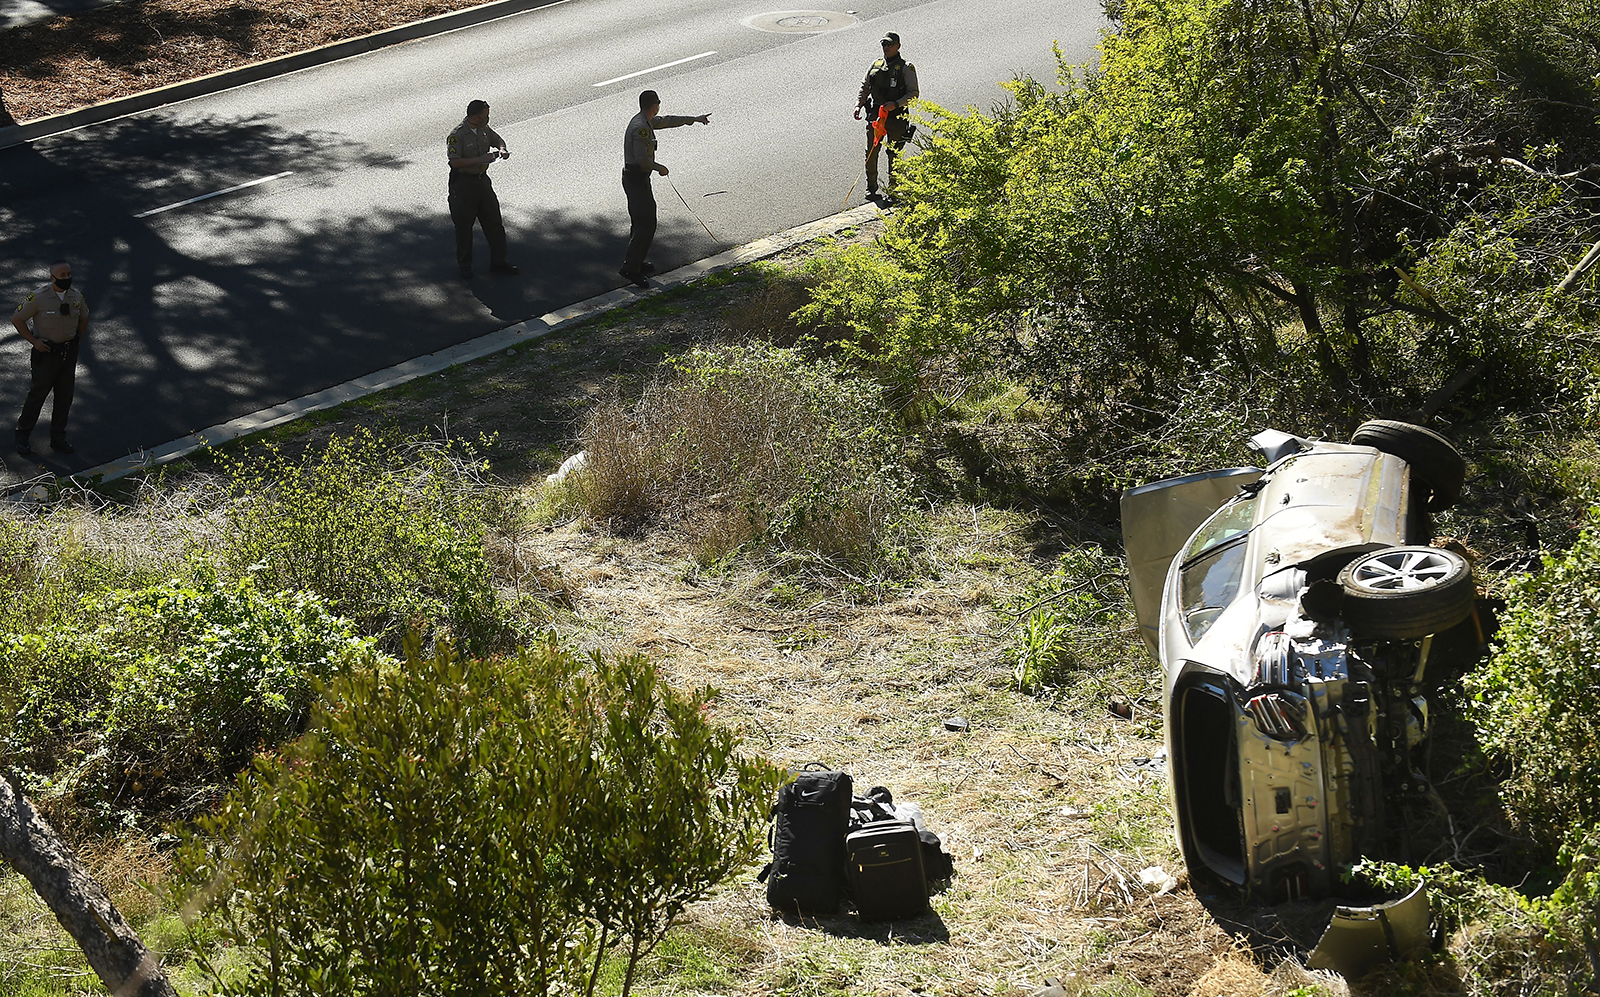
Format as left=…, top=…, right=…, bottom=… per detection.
left=4, top=0, right=1600, bottom=994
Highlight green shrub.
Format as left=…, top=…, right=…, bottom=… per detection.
left=0, top=498, right=191, bottom=643
left=1464, top=515, right=1600, bottom=854
left=174, top=639, right=780, bottom=997
left=0, top=576, right=365, bottom=816
left=801, top=0, right=1600, bottom=446
left=573, top=343, right=916, bottom=571
left=1352, top=857, right=1598, bottom=993
left=222, top=430, right=517, bottom=654
left=1003, top=547, right=1138, bottom=694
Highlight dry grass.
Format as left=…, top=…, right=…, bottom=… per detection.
left=500, top=499, right=1253, bottom=997
left=574, top=344, right=910, bottom=570
left=0, top=0, right=495, bottom=122
left=721, top=267, right=819, bottom=346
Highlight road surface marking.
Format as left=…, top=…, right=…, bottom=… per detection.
left=132, top=171, right=296, bottom=218
left=592, top=51, right=717, bottom=87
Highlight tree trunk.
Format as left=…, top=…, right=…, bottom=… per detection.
left=1293, top=279, right=1352, bottom=393
left=0, top=772, right=178, bottom=997
left=0, top=84, right=16, bottom=128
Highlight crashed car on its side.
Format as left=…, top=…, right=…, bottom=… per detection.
left=1122, top=421, right=1484, bottom=903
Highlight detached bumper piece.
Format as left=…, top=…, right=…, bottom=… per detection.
left=1308, top=881, right=1431, bottom=979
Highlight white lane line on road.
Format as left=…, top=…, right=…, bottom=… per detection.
left=132, top=171, right=296, bottom=219
left=592, top=51, right=717, bottom=87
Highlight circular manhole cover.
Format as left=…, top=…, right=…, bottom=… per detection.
left=741, top=10, right=860, bottom=33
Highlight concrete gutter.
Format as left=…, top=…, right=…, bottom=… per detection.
left=0, top=0, right=573, bottom=152
left=63, top=203, right=882, bottom=488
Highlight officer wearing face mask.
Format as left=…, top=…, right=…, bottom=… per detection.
left=855, top=31, right=919, bottom=202
left=12, top=259, right=88, bottom=456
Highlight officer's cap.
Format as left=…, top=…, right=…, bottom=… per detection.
left=880, top=31, right=900, bottom=45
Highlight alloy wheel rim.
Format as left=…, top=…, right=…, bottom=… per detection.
left=1351, top=549, right=1455, bottom=591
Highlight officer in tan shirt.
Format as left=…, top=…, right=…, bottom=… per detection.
left=446, top=99, right=519, bottom=278
left=12, top=259, right=87, bottom=456
left=619, top=89, right=711, bottom=287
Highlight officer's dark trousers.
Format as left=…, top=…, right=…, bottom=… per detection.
left=448, top=171, right=508, bottom=271
left=621, top=167, right=656, bottom=275
left=16, top=336, right=78, bottom=442
left=865, top=113, right=911, bottom=193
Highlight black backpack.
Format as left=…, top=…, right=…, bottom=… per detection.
left=760, top=767, right=853, bottom=915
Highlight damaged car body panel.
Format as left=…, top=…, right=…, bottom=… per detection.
left=1124, top=422, right=1477, bottom=902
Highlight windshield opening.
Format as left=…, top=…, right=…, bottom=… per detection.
left=1180, top=536, right=1249, bottom=644
left=1185, top=496, right=1258, bottom=562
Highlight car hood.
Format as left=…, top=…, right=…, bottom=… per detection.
left=1165, top=447, right=1409, bottom=683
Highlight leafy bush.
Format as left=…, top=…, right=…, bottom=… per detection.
left=0, top=576, right=365, bottom=816
left=1352, top=857, right=1598, bottom=993
left=802, top=0, right=1600, bottom=438
left=573, top=343, right=916, bottom=571
left=1003, top=547, right=1137, bottom=694
left=222, top=430, right=519, bottom=654
left=174, top=639, right=780, bottom=997
left=1465, top=516, right=1600, bottom=854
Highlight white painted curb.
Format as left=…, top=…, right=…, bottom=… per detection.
left=70, top=203, right=882, bottom=486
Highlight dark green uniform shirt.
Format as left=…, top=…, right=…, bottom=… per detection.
left=858, top=55, right=919, bottom=112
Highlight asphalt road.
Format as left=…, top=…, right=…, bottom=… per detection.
left=0, top=0, right=1103, bottom=474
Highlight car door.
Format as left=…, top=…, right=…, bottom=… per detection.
left=1122, top=467, right=1263, bottom=655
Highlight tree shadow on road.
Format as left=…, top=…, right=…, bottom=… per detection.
left=0, top=110, right=700, bottom=471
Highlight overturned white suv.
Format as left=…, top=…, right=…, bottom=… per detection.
left=1122, top=421, right=1482, bottom=903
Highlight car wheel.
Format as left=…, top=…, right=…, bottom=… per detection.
left=1337, top=546, right=1476, bottom=639
left=1350, top=420, right=1466, bottom=511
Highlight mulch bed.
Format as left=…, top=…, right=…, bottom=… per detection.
left=0, top=0, right=492, bottom=123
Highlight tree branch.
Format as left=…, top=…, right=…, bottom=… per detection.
left=1229, top=267, right=1302, bottom=306
left=0, top=772, right=177, bottom=997
left=1415, top=237, right=1600, bottom=419
left=1556, top=239, right=1600, bottom=293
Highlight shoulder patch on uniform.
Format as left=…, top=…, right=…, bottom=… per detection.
left=903, top=61, right=916, bottom=69
left=23, top=293, right=33, bottom=302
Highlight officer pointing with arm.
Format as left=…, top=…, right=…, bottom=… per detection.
left=446, top=99, right=519, bottom=279
left=856, top=32, right=919, bottom=203
left=620, top=89, right=711, bottom=288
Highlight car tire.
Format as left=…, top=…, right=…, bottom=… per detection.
left=1337, top=546, right=1476, bottom=639
left=1350, top=420, right=1466, bottom=511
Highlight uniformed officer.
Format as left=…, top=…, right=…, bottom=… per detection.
left=446, top=99, right=519, bottom=279
left=12, top=259, right=88, bottom=456
left=620, top=89, right=711, bottom=287
left=856, top=32, right=920, bottom=202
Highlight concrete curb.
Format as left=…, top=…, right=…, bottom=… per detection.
left=0, top=0, right=572, bottom=151
left=66, top=203, right=882, bottom=488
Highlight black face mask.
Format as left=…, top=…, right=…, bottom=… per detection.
left=53, top=277, right=72, bottom=291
